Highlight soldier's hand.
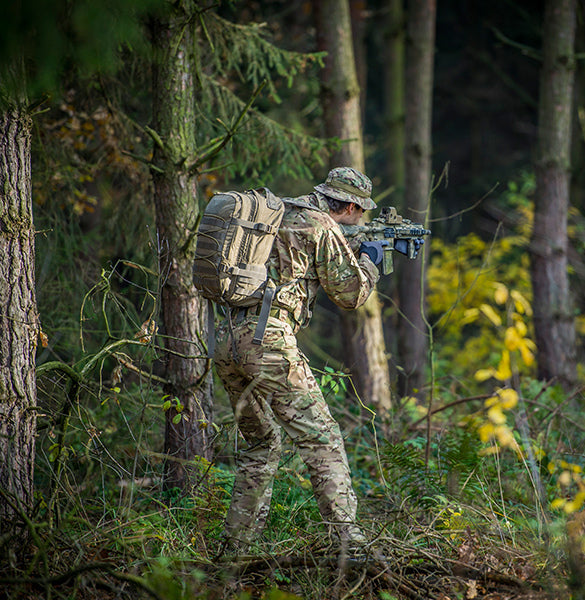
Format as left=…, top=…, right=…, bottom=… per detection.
left=394, top=238, right=425, bottom=257
left=413, top=238, right=425, bottom=252
left=359, top=240, right=388, bottom=266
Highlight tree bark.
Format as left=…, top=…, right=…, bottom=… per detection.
left=530, top=0, right=577, bottom=388
left=382, top=0, right=406, bottom=384
left=384, top=0, right=406, bottom=196
left=151, top=0, right=214, bottom=489
left=397, top=0, right=435, bottom=399
left=314, top=0, right=392, bottom=417
left=570, top=8, right=584, bottom=220
left=349, top=0, right=368, bottom=128
left=0, top=65, right=38, bottom=533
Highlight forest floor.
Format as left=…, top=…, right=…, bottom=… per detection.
left=198, top=550, right=569, bottom=600
left=0, top=541, right=573, bottom=600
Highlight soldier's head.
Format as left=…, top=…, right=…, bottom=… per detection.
left=314, top=167, right=377, bottom=211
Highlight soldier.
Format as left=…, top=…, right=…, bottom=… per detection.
left=215, top=167, right=387, bottom=555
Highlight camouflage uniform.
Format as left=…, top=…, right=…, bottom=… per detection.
left=215, top=168, right=379, bottom=548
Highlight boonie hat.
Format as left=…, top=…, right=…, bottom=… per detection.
left=314, top=166, right=377, bottom=210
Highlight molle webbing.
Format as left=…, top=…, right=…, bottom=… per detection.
left=193, top=188, right=285, bottom=308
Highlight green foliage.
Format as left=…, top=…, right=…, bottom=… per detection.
left=0, top=0, right=165, bottom=97
left=198, top=11, right=325, bottom=100
left=318, top=366, right=348, bottom=398
left=33, top=92, right=157, bottom=367
left=198, top=73, right=332, bottom=182
left=267, top=453, right=322, bottom=546
left=193, top=8, right=333, bottom=183
left=382, top=429, right=483, bottom=509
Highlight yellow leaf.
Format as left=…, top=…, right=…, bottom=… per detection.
left=479, top=445, right=501, bottom=455
left=514, top=319, right=528, bottom=337
left=478, top=422, right=495, bottom=442
left=551, top=498, right=566, bottom=510
left=487, top=406, right=507, bottom=425
left=495, top=350, right=512, bottom=381
left=415, top=404, right=428, bottom=417
left=475, top=368, right=496, bottom=382
left=296, top=473, right=313, bottom=490
left=511, top=290, right=533, bottom=316
left=494, top=284, right=509, bottom=305
left=548, top=462, right=557, bottom=475
left=558, top=471, right=572, bottom=487
left=461, top=307, right=480, bottom=325
left=497, top=388, right=518, bottom=410
left=576, top=316, right=585, bottom=335
left=534, top=446, right=545, bottom=461
left=504, top=327, right=521, bottom=351
left=494, top=425, right=516, bottom=447
left=480, top=303, right=502, bottom=327
left=564, top=491, right=585, bottom=514
left=518, top=342, right=534, bottom=367
left=485, top=395, right=499, bottom=407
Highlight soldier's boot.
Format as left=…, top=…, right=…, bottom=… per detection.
left=335, top=523, right=368, bottom=562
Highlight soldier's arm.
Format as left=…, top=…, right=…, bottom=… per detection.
left=315, top=226, right=379, bottom=310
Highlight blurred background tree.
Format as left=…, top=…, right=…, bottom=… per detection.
left=313, top=0, right=393, bottom=420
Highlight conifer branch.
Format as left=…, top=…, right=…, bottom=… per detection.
left=188, top=79, right=267, bottom=174
left=121, top=149, right=165, bottom=174
left=194, top=73, right=331, bottom=180
left=490, top=27, right=541, bottom=61
left=144, top=125, right=165, bottom=151
left=202, top=11, right=326, bottom=99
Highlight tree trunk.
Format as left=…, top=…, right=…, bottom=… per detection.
left=570, top=9, right=584, bottom=221
left=314, top=0, right=392, bottom=417
left=530, top=0, right=577, bottom=388
left=384, top=0, right=406, bottom=196
left=0, top=65, right=38, bottom=534
left=349, top=0, right=368, bottom=128
left=382, top=0, right=406, bottom=383
left=397, top=0, right=435, bottom=400
left=151, top=1, right=214, bottom=489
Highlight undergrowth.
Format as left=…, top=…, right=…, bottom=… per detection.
left=4, top=174, right=585, bottom=599
left=4, top=353, right=583, bottom=599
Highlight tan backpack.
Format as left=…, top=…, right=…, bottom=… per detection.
left=193, top=187, right=285, bottom=346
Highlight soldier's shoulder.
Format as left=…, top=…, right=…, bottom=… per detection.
left=283, top=194, right=336, bottom=229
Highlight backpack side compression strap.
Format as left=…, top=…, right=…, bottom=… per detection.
left=252, top=283, right=276, bottom=345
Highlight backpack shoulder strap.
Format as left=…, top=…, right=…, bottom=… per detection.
left=282, top=197, right=325, bottom=212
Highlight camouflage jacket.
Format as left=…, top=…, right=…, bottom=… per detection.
left=267, top=192, right=379, bottom=331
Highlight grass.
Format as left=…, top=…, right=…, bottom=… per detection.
left=2, top=366, right=582, bottom=599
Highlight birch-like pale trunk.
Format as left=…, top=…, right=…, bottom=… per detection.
left=314, top=0, right=392, bottom=417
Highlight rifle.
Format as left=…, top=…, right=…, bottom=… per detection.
left=341, top=206, right=431, bottom=275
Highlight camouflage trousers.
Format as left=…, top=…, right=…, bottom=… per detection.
left=215, top=314, right=364, bottom=547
